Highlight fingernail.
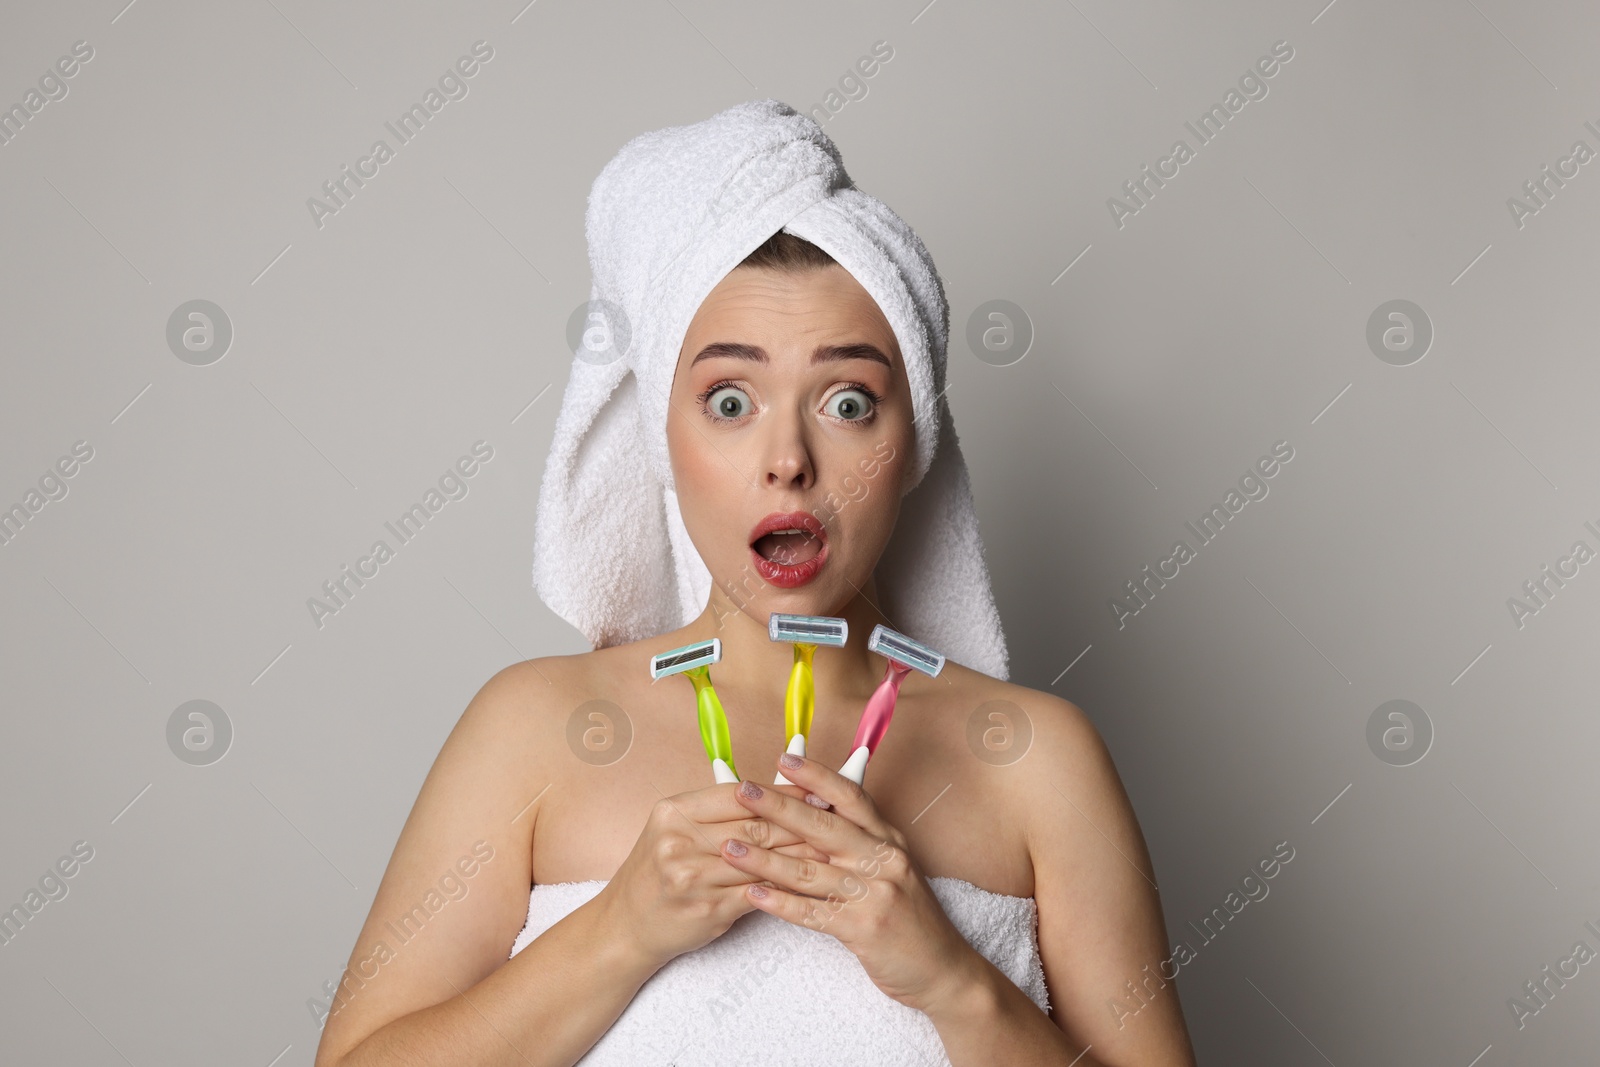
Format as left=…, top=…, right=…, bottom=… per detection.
left=725, top=839, right=748, bottom=857
left=804, top=793, right=831, bottom=809
left=740, top=779, right=764, bottom=800
left=779, top=752, right=803, bottom=770
left=749, top=884, right=768, bottom=899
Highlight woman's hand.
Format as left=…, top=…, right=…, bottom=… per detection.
left=595, top=780, right=830, bottom=971
left=721, top=753, right=985, bottom=1015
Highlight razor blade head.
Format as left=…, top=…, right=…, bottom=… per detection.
left=768, top=613, right=849, bottom=647
left=867, top=624, right=944, bottom=677
left=650, top=638, right=721, bottom=680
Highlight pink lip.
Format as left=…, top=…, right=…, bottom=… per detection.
left=748, top=511, right=829, bottom=589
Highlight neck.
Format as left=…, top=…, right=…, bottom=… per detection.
left=674, top=578, right=893, bottom=712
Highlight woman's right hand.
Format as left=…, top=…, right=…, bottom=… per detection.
left=596, top=779, right=826, bottom=969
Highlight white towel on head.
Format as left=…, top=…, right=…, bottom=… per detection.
left=532, top=99, right=1009, bottom=679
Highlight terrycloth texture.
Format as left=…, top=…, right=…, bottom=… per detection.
left=532, top=99, right=1010, bottom=679
left=507, top=877, right=1049, bottom=1065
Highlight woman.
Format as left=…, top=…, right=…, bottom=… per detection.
left=314, top=100, right=1197, bottom=1066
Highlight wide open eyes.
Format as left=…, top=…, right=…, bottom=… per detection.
left=697, top=380, right=883, bottom=424
left=823, top=387, right=876, bottom=422
left=704, top=384, right=754, bottom=420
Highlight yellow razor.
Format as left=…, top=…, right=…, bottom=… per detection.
left=768, top=613, right=849, bottom=784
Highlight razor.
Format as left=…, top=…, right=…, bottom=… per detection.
left=650, top=638, right=739, bottom=784
left=767, top=613, right=848, bottom=784
left=838, top=624, right=945, bottom=785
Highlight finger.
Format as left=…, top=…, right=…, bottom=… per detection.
left=762, top=755, right=901, bottom=843
left=720, top=836, right=864, bottom=903
left=740, top=876, right=856, bottom=931
left=661, top=779, right=809, bottom=822
left=696, top=857, right=785, bottom=892
left=773, top=841, right=833, bottom=864
left=724, top=815, right=810, bottom=853
left=699, top=853, right=814, bottom=901
left=731, top=776, right=879, bottom=859
left=652, top=786, right=811, bottom=860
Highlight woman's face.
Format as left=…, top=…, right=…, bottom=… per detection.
left=667, top=262, right=914, bottom=621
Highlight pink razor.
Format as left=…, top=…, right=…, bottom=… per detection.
left=838, top=625, right=945, bottom=785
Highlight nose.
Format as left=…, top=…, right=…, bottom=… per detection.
left=761, top=410, right=814, bottom=491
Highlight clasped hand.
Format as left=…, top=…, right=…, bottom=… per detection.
left=722, top=752, right=982, bottom=1016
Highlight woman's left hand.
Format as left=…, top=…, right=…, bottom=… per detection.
left=722, top=752, right=983, bottom=1015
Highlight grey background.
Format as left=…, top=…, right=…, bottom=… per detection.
left=2, top=0, right=1596, bottom=1063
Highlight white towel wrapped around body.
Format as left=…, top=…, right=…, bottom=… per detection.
left=508, top=876, right=1049, bottom=1065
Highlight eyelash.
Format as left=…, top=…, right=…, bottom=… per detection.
left=696, top=379, right=885, bottom=424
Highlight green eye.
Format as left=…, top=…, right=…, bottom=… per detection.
left=706, top=385, right=753, bottom=419
left=824, top=389, right=874, bottom=421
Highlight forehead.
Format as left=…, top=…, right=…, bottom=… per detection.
left=683, top=265, right=899, bottom=353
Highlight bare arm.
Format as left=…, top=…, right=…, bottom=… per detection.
left=1020, top=693, right=1199, bottom=1066
left=312, top=660, right=659, bottom=1067
left=331, top=893, right=659, bottom=1067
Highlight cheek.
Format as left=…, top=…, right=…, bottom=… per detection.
left=829, top=446, right=903, bottom=532
left=667, top=414, right=717, bottom=489
left=690, top=458, right=738, bottom=510
left=839, top=487, right=902, bottom=574
left=668, top=422, right=739, bottom=555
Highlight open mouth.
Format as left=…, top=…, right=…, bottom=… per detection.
left=752, top=529, right=822, bottom=566
left=749, top=511, right=829, bottom=588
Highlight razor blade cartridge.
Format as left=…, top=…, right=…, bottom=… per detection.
left=650, top=638, right=721, bottom=680
left=866, top=625, right=944, bottom=677
left=768, top=613, right=849, bottom=647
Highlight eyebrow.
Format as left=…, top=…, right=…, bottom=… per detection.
left=688, top=341, right=892, bottom=369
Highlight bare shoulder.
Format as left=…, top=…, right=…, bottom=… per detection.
left=458, top=645, right=630, bottom=749
left=459, top=641, right=663, bottom=780
left=933, top=664, right=1151, bottom=891
left=936, top=663, right=1116, bottom=795
left=469, top=651, right=598, bottom=714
